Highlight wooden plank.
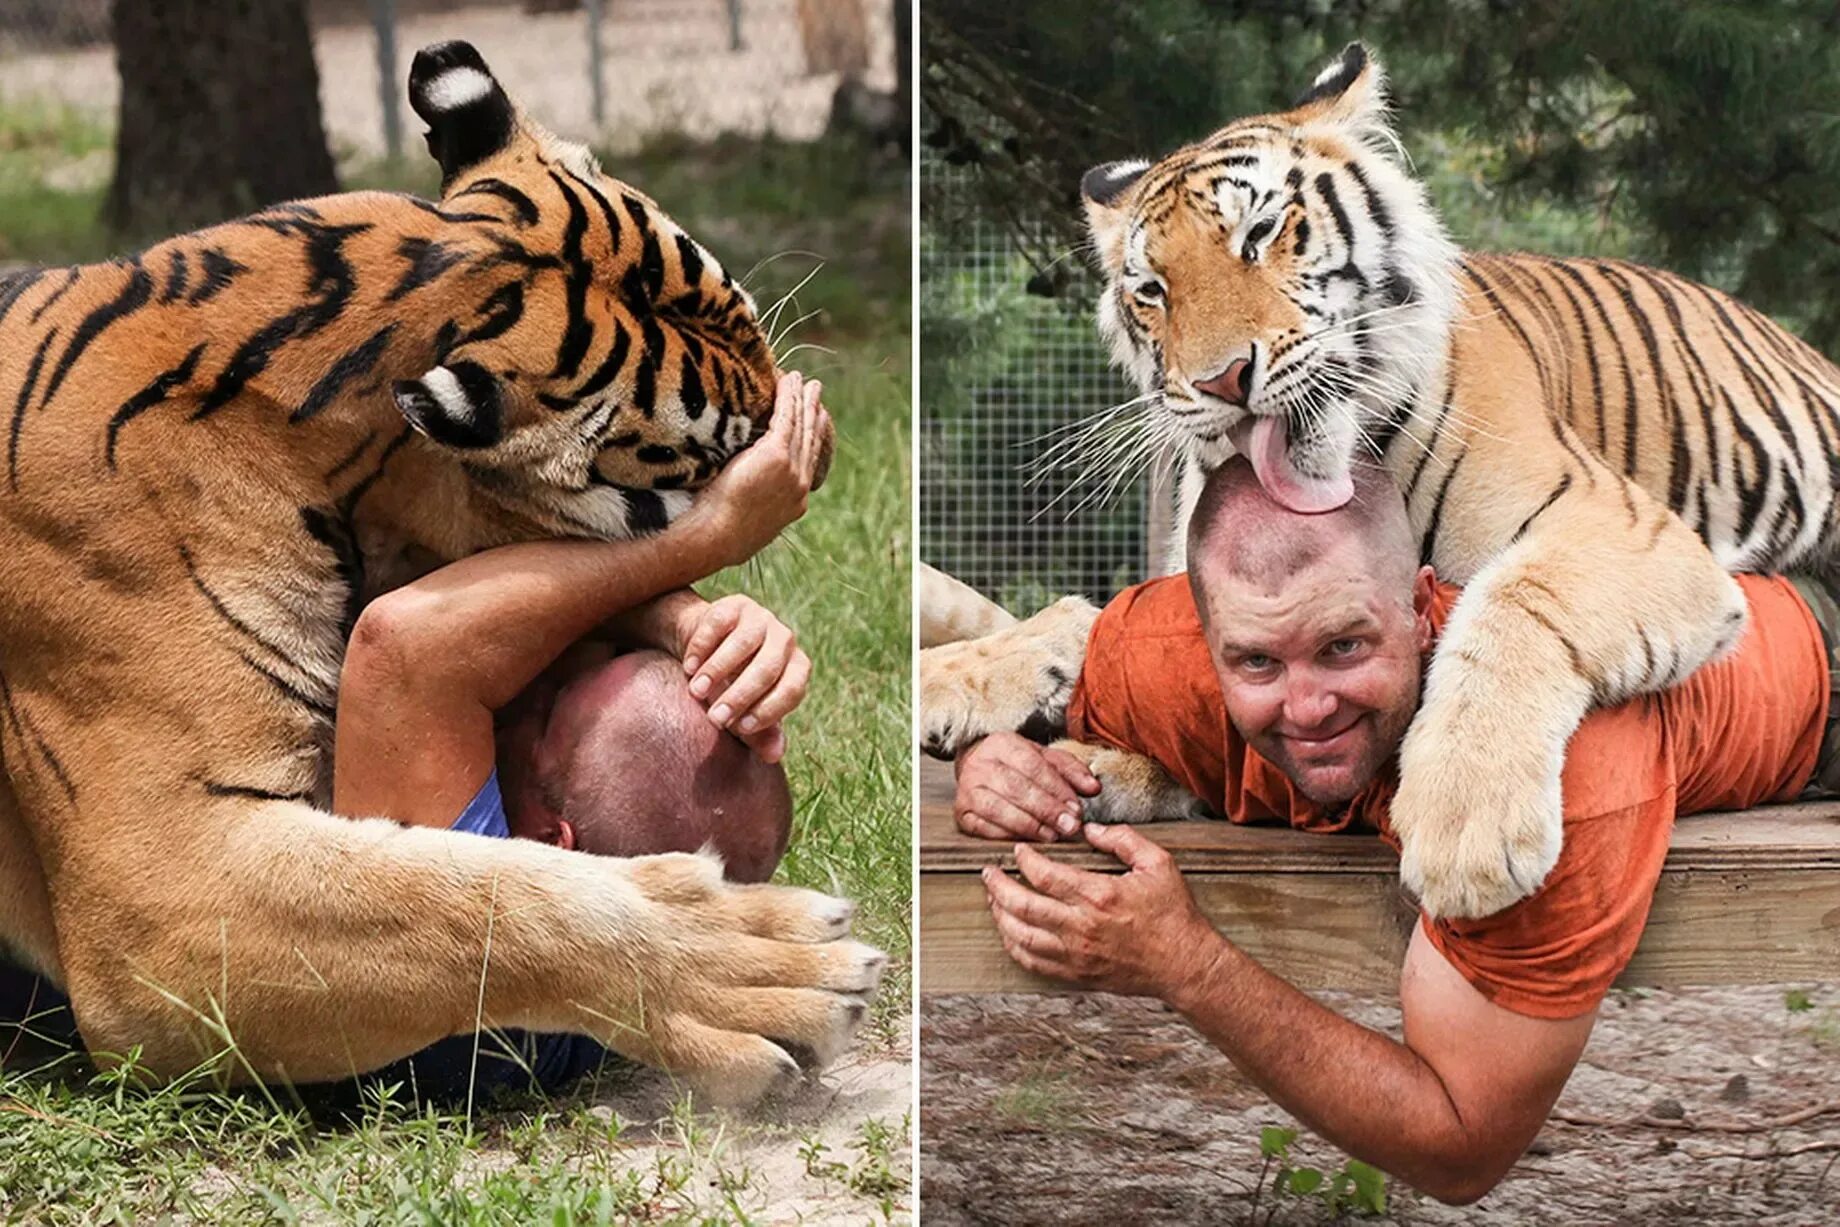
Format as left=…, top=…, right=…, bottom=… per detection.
left=922, top=872, right=1414, bottom=993
left=919, top=760, right=1840, bottom=993
left=920, top=760, right=1840, bottom=873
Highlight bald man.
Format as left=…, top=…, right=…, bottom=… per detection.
left=961, top=458, right=1833, bottom=1203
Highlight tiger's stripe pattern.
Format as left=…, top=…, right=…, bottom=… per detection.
left=923, top=43, right=1828, bottom=919
left=0, top=41, right=874, bottom=1101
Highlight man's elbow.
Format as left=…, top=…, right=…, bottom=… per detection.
left=346, top=588, right=446, bottom=687
left=1410, top=1149, right=1516, bottom=1206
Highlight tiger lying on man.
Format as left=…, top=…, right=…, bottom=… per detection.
left=0, top=40, right=881, bottom=1105
left=920, top=42, right=1840, bottom=919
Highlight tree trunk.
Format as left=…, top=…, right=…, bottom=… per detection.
left=105, top=0, right=337, bottom=237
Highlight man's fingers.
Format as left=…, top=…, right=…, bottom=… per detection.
left=983, top=866, right=1081, bottom=932
left=955, top=810, right=1023, bottom=841
left=994, top=925, right=1078, bottom=982
left=739, top=651, right=811, bottom=732
left=773, top=370, right=804, bottom=456
left=958, top=789, right=1055, bottom=842
left=987, top=759, right=1079, bottom=828
left=740, top=723, right=786, bottom=764
left=689, top=616, right=769, bottom=700
left=1084, top=821, right=1170, bottom=871
left=1044, top=748, right=1102, bottom=797
left=780, top=369, right=802, bottom=459
left=706, top=628, right=794, bottom=727
left=680, top=602, right=742, bottom=677
left=800, top=379, right=823, bottom=480
left=1014, top=843, right=1111, bottom=904
left=989, top=897, right=1071, bottom=962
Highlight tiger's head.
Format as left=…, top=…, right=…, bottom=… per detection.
left=1082, top=44, right=1456, bottom=513
left=386, top=41, right=828, bottom=538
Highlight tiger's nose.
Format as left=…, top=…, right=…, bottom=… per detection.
left=1194, top=358, right=1251, bottom=406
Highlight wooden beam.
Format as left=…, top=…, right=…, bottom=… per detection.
left=918, top=760, right=1840, bottom=994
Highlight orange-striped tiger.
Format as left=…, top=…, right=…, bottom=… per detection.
left=0, top=40, right=875, bottom=1103
left=921, top=42, right=1840, bottom=919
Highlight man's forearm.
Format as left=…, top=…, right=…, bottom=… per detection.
left=602, top=587, right=704, bottom=655
left=373, top=526, right=727, bottom=712
left=1167, top=934, right=1500, bottom=1201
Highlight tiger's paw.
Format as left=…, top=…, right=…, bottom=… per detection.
left=1064, top=744, right=1214, bottom=824
left=919, top=595, right=1098, bottom=759
left=1390, top=721, right=1565, bottom=920
left=611, top=854, right=887, bottom=1107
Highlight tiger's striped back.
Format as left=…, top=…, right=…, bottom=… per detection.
left=1447, top=253, right=1840, bottom=574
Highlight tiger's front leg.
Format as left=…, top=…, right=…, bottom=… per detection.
left=1393, top=477, right=1748, bottom=919
left=918, top=577, right=1210, bottom=821
left=919, top=595, right=1098, bottom=759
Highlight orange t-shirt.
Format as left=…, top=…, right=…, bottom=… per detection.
left=1065, top=573, right=1829, bottom=1019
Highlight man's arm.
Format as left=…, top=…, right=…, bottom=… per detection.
left=985, top=827, right=1594, bottom=1205
left=334, top=372, right=829, bottom=826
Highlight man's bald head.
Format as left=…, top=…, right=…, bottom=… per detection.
left=526, top=650, right=792, bottom=882
left=1186, top=458, right=1418, bottom=616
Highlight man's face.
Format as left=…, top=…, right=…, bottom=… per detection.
left=1201, top=541, right=1433, bottom=805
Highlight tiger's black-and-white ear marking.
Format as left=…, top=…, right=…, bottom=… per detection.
left=1285, top=42, right=1387, bottom=133
left=1081, top=159, right=1151, bottom=272
left=408, top=41, right=516, bottom=187
left=1080, top=160, right=1150, bottom=209
left=393, top=361, right=504, bottom=449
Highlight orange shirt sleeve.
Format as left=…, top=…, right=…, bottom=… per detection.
left=1065, top=576, right=1231, bottom=808
left=1421, top=573, right=1827, bottom=1019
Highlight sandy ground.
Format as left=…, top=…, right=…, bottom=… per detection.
left=0, top=0, right=896, bottom=157
left=569, top=1029, right=913, bottom=1224
left=921, top=989, right=1840, bottom=1226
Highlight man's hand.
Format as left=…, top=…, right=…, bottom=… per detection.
left=982, top=823, right=1220, bottom=999
left=954, top=732, right=1101, bottom=842
left=676, top=594, right=810, bottom=764
left=679, top=371, right=831, bottom=570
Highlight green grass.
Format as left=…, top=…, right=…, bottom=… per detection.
left=0, top=98, right=116, bottom=264
left=0, top=109, right=912, bottom=1223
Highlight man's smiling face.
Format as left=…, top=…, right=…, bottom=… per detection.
left=1203, top=536, right=1432, bottom=804
left=1185, top=459, right=1434, bottom=806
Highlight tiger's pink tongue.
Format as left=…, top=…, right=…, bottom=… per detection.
left=1227, top=415, right=1354, bottom=514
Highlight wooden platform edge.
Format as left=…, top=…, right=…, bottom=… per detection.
left=920, top=868, right=1840, bottom=994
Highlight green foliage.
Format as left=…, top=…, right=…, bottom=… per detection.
left=924, top=0, right=1840, bottom=349
left=1786, top=987, right=1815, bottom=1012
left=1251, top=1124, right=1387, bottom=1219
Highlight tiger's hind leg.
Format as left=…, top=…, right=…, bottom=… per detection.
left=50, top=796, right=884, bottom=1108
left=919, top=562, right=1017, bottom=647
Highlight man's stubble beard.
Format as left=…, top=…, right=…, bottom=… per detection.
left=1250, top=672, right=1424, bottom=808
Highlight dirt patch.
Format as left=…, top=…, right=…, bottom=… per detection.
left=921, top=988, right=1840, bottom=1225
left=552, top=1029, right=913, bottom=1224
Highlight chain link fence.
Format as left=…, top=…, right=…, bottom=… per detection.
left=0, top=0, right=897, bottom=160
left=919, top=149, right=1169, bottom=614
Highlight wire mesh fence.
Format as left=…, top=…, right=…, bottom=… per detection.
left=920, top=150, right=1169, bottom=615
left=0, top=0, right=898, bottom=159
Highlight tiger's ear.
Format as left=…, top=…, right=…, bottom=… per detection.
left=1081, top=160, right=1149, bottom=274
left=408, top=40, right=518, bottom=188
left=1284, top=43, right=1387, bottom=133
left=392, top=361, right=505, bottom=449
